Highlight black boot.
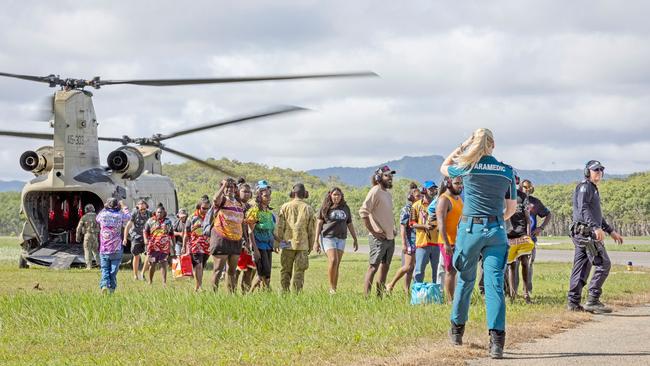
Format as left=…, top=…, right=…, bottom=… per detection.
left=448, top=321, right=465, bottom=346
left=567, top=302, right=585, bottom=312
left=489, top=329, right=506, bottom=359
left=584, top=296, right=612, bottom=314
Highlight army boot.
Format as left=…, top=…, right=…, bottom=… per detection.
left=584, top=296, right=612, bottom=314
left=488, top=329, right=506, bottom=359
left=448, top=321, right=465, bottom=346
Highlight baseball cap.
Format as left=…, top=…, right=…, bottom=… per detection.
left=105, top=197, right=119, bottom=209
left=257, top=180, right=271, bottom=189
left=376, top=165, right=396, bottom=175
left=586, top=160, right=605, bottom=171
left=423, top=180, right=438, bottom=189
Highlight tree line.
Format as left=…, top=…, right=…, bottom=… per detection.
left=0, top=160, right=648, bottom=238
left=532, top=172, right=650, bottom=236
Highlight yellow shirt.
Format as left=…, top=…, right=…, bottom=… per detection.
left=276, top=199, right=316, bottom=251
left=411, top=199, right=438, bottom=248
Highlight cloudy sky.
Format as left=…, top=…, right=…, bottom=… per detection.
left=1, top=0, right=649, bottom=180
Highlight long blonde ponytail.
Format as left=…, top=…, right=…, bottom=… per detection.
left=455, top=128, right=495, bottom=169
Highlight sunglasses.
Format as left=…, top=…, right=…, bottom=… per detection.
left=200, top=206, right=210, bottom=210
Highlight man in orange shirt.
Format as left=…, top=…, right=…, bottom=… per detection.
left=436, top=176, right=464, bottom=301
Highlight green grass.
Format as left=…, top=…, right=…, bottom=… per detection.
left=1, top=237, right=650, bottom=365
left=537, top=236, right=650, bottom=252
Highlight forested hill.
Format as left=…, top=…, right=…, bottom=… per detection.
left=533, top=172, right=650, bottom=236
left=0, top=161, right=647, bottom=237
left=0, top=180, right=24, bottom=192
left=0, top=159, right=413, bottom=237
left=308, top=154, right=628, bottom=187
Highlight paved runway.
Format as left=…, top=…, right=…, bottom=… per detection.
left=347, top=246, right=650, bottom=267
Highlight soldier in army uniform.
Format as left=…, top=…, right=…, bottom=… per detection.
left=76, top=204, right=100, bottom=269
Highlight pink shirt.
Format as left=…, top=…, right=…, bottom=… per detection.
left=96, top=208, right=131, bottom=254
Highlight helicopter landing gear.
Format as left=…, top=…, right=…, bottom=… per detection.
left=19, top=255, right=29, bottom=269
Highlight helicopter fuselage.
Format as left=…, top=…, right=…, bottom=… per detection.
left=19, top=90, right=178, bottom=267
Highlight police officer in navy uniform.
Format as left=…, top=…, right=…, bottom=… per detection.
left=567, top=160, right=623, bottom=313
left=441, top=128, right=517, bottom=359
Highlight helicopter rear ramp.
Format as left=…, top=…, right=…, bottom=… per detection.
left=25, top=242, right=86, bottom=267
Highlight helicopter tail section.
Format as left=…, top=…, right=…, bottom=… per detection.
left=21, top=190, right=104, bottom=268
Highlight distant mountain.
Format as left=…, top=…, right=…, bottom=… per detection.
left=308, top=155, right=628, bottom=186
left=0, top=180, right=24, bottom=192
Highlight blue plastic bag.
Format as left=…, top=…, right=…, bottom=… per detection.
left=410, top=282, right=443, bottom=305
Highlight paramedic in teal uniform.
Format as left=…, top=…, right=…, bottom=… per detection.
left=440, top=128, right=517, bottom=359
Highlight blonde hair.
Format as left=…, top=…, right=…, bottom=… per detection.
left=455, top=128, right=495, bottom=169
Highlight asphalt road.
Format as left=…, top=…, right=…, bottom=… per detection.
left=468, top=304, right=650, bottom=365
left=348, top=246, right=650, bottom=267
left=535, top=249, right=650, bottom=267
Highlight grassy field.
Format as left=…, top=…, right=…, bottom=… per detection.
left=1, top=236, right=650, bottom=365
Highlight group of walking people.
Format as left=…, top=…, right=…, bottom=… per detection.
left=78, top=127, right=625, bottom=360
left=83, top=177, right=361, bottom=295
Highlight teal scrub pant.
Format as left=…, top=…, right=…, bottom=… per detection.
left=450, top=218, right=508, bottom=331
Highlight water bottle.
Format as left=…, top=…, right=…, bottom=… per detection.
left=627, top=261, right=633, bottom=271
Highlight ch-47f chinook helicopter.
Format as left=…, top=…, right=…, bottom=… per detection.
left=0, top=70, right=375, bottom=268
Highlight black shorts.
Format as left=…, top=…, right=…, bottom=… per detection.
left=191, top=253, right=209, bottom=267
left=148, top=251, right=168, bottom=264
left=209, top=236, right=242, bottom=256
left=255, top=249, right=273, bottom=278
left=131, top=241, right=145, bottom=256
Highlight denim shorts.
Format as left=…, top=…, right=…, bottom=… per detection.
left=322, top=237, right=346, bottom=251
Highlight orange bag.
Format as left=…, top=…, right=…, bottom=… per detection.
left=171, top=258, right=183, bottom=278
left=172, top=255, right=193, bottom=278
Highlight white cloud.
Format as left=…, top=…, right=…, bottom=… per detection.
left=1, top=1, right=650, bottom=182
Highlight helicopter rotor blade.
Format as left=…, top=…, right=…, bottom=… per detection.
left=0, top=130, right=53, bottom=140
left=159, top=145, right=240, bottom=178
left=98, top=136, right=130, bottom=143
left=158, top=105, right=307, bottom=141
left=0, top=72, right=53, bottom=84
left=96, top=71, right=378, bottom=87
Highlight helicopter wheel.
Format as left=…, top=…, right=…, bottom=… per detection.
left=18, top=255, right=29, bottom=269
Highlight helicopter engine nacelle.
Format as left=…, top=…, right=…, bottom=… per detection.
left=107, top=146, right=145, bottom=180
left=19, top=146, right=53, bottom=175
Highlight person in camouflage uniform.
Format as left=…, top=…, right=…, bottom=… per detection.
left=76, top=204, right=100, bottom=269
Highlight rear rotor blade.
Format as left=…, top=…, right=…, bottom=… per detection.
left=159, top=145, right=240, bottom=177
left=97, top=71, right=378, bottom=87
left=0, top=130, right=53, bottom=140
left=158, top=105, right=307, bottom=141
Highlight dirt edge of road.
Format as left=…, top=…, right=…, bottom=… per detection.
left=354, top=292, right=650, bottom=366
